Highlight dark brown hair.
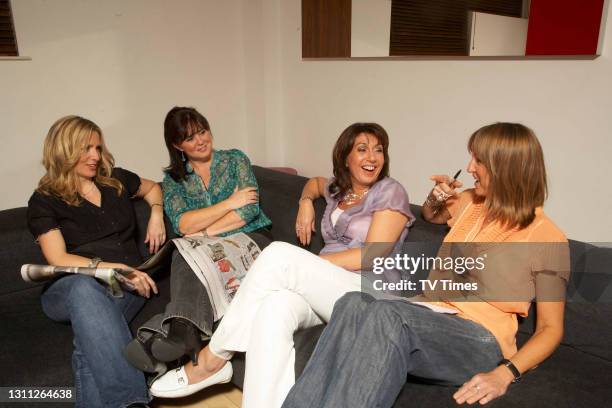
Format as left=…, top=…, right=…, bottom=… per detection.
left=329, top=123, right=390, bottom=198
left=468, top=122, right=547, bottom=229
left=163, top=106, right=211, bottom=181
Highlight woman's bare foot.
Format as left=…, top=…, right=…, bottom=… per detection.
left=184, top=346, right=226, bottom=384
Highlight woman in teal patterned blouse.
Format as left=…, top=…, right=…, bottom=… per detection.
left=125, top=107, right=272, bottom=375
left=163, top=149, right=271, bottom=237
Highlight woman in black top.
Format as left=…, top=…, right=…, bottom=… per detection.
left=27, top=115, right=165, bottom=408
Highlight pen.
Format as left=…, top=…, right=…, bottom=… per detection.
left=450, top=170, right=461, bottom=187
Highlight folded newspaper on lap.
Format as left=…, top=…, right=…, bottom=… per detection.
left=171, top=232, right=261, bottom=321
left=20, top=264, right=133, bottom=297
left=21, top=233, right=260, bottom=310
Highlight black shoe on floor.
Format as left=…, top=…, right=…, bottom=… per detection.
left=150, top=318, right=203, bottom=365
left=124, top=335, right=167, bottom=374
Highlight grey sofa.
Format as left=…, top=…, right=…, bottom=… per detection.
left=1, top=166, right=611, bottom=407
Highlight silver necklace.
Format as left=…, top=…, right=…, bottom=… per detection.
left=342, top=188, right=368, bottom=206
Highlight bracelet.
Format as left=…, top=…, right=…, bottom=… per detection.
left=150, top=203, right=163, bottom=208
left=88, top=257, right=102, bottom=268
left=424, top=194, right=443, bottom=211
left=299, top=196, right=314, bottom=204
left=500, top=359, right=522, bottom=383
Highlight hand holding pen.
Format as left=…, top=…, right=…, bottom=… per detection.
left=428, top=170, right=463, bottom=204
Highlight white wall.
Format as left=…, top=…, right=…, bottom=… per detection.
left=351, top=0, right=392, bottom=57
left=0, top=0, right=252, bottom=210
left=1, top=0, right=610, bottom=242
left=240, top=0, right=285, bottom=165
left=276, top=0, right=612, bottom=242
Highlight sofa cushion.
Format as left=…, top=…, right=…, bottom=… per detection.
left=253, top=166, right=326, bottom=253
left=404, top=204, right=449, bottom=242
left=0, top=286, right=73, bottom=387
left=0, top=207, right=46, bottom=295
left=518, top=241, right=612, bottom=361
left=562, top=242, right=612, bottom=360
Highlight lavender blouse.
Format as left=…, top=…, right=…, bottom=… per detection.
left=319, top=177, right=414, bottom=259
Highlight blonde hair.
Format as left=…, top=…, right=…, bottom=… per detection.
left=468, top=123, right=547, bottom=229
left=37, top=115, right=123, bottom=205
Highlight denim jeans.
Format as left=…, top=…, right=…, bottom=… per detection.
left=138, top=230, right=273, bottom=341
left=41, top=274, right=149, bottom=408
left=282, top=292, right=504, bottom=408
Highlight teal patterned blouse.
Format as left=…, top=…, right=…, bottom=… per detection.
left=162, top=149, right=272, bottom=236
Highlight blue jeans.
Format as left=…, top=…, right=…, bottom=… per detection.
left=41, top=275, right=149, bottom=408
left=282, top=292, right=503, bottom=408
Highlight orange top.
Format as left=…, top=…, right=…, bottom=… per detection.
left=427, top=189, right=569, bottom=358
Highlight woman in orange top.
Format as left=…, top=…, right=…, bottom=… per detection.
left=282, top=123, right=570, bottom=407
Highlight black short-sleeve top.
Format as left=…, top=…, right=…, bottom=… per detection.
left=27, top=168, right=144, bottom=267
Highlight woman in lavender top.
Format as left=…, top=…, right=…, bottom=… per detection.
left=150, top=123, right=414, bottom=407
left=318, top=171, right=414, bottom=282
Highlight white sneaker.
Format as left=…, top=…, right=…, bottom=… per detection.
left=150, top=361, right=232, bottom=398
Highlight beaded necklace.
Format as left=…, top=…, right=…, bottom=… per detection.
left=342, top=188, right=369, bottom=206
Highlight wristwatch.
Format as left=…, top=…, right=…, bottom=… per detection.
left=88, top=257, right=102, bottom=268
left=500, top=359, right=522, bottom=383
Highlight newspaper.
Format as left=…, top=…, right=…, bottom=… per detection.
left=170, top=233, right=261, bottom=321
left=22, top=233, right=260, bottom=311
left=21, top=264, right=134, bottom=297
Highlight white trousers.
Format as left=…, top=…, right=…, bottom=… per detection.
left=209, top=241, right=363, bottom=408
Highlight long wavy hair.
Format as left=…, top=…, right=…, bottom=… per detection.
left=329, top=123, right=390, bottom=199
left=468, top=122, right=547, bottom=229
left=37, top=115, right=122, bottom=206
left=163, top=106, right=211, bottom=182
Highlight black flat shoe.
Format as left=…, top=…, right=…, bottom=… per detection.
left=150, top=318, right=203, bottom=365
left=124, top=336, right=167, bottom=374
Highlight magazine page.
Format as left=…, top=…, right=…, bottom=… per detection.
left=171, top=232, right=261, bottom=321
